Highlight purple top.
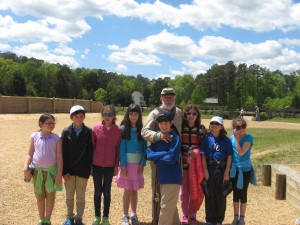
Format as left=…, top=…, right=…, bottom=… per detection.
left=32, top=131, right=60, bottom=168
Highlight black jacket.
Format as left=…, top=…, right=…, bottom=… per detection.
left=61, top=124, right=93, bottom=179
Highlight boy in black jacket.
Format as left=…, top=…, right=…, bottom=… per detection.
left=61, top=105, right=93, bottom=225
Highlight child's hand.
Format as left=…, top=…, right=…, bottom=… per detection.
left=55, top=176, right=62, bottom=186
left=23, top=169, right=32, bottom=181
left=204, top=170, right=209, bottom=180
left=223, top=172, right=229, bottom=182
left=121, top=167, right=127, bottom=176
left=138, top=166, right=144, bottom=175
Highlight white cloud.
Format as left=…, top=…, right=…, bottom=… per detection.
left=2, top=0, right=300, bottom=33
left=14, top=43, right=79, bottom=68
left=108, top=51, right=161, bottom=66
left=115, top=64, right=128, bottom=72
left=53, top=45, right=76, bottom=56
left=279, top=38, right=300, bottom=47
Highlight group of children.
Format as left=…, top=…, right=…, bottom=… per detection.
left=23, top=103, right=256, bottom=225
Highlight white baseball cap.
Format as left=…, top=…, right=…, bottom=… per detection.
left=210, top=116, right=223, bottom=125
left=70, top=105, right=85, bottom=115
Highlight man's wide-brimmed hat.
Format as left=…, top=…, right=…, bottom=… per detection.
left=161, top=87, right=176, bottom=96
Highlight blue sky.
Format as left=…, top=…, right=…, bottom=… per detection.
left=1, top=0, right=300, bottom=79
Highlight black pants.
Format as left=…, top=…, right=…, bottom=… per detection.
left=205, top=177, right=226, bottom=224
left=93, top=165, right=114, bottom=218
left=231, top=171, right=251, bottom=203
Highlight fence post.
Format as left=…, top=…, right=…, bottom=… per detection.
left=0, top=95, right=2, bottom=113
left=90, top=99, right=93, bottom=113
left=275, top=173, right=286, bottom=200
left=262, top=164, right=271, bottom=186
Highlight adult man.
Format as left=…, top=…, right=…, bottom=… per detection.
left=141, top=87, right=182, bottom=225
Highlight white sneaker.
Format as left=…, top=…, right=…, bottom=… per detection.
left=122, top=215, right=129, bottom=225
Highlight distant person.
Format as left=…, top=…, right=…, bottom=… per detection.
left=146, top=109, right=182, bottom=225
left=180, top=105, right=206, bottom=225
left=240, top=108, right=244, bottom=118
left=255, top=106, right=260, bottom=121
left=141, top=87, right=182, bottom=225
left=61, top=105, right=93, bottom=225
left=229, top=117, right=256, bottom=225
left=115, top=104, right=147, bottom=225
left=92, top=105, right=122, bottom=225
left=201, top=116, right=233, bottom=225
left=23, top=114, right=63, bottom=225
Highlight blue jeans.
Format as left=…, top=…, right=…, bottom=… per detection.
left=92, top=165, right=114, bottom=217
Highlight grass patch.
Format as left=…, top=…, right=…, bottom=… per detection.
left=269, top=117, right=300, bottom=123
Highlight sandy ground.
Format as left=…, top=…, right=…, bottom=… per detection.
left=0, top=113, right=300, bottom=225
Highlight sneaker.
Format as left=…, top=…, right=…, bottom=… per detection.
left=130, top=215, right=140, bottom=225
left=64, top=218, right=74, bottom=225
left=189, top=217, right=197, bottom=225
left=43, top=220, right=51, bottom=225
left=102, top=217, right=110, bottom=225
left=239, top=221, right=245, bottom=225
left=122, top=215, right=130, bottom=225
left=74, top=218, right=83, bottom=225
left=181, top=216, right=189, bottom=224
left=37, top=220, right=43, bottom=225
left=231, top=219, right=239, bottom=225
left=92, top=217, right=101, bottom=225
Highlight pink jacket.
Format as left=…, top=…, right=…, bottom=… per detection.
left=188, top=148, right=204, bottom=212
left=92, top=122, right=122, bottom=167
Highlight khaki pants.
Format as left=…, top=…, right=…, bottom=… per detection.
left=151, top=162, right=180, bottom=225
left=159, top=184, right=180, bottom=225
left=64, top=176, right=88, bottom=219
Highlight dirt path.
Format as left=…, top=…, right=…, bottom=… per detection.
left=0, top=113, right=299, bottom=225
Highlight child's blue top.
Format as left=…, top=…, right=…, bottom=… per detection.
left=200, top=134, right=233, bottom=178
left=119, top=125, right=147, bottom=167
left=146, top=130, right=182, bottom=185
left=230, top=134, right=253, bottom=172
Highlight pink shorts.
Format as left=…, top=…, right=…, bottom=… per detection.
left=115, top=163, right=144, bottom=190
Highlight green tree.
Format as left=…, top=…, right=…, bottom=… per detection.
left=94, top=88, right=107, bottom=103
left=190, top=85, right=206, bottom=106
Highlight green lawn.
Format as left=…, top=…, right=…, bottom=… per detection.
left=269, top=117, right=300, bottom=123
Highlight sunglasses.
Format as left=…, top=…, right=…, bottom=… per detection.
left=210, top=121, right=221, bottom=126
left=102, top=113, right=114, bottom=118
left=186, top=112, right=198, bottom=116
left=235, top=124, right=247, bottom=130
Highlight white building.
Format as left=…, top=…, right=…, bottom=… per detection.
left=132, top=91, right=146, bottom=106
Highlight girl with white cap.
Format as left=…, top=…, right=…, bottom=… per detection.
left=200, top=116, right=233, bottom=225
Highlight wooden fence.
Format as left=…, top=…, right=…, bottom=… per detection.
left=0, top=95, right=103, bottom=114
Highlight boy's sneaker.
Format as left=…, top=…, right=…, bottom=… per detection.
left=189, top=217, right=197, bottom=225
left=92, top=217, right=101, bottom=225
left=43, top=220, right=51, bottom=225
left=74, top=218, right=83, bottom=225
left=37, top=220, right=43, bottom=225
left=102, top=217, right=110, bottom=225
left=64, top=218, right=74, bottom=225
left=181, top=216, right=189, bottom=224
left=122, top=215, right=130, bottom=225
left=231, top=219, right=239, bottom=225
left=130, top=215, right=140, bottom=225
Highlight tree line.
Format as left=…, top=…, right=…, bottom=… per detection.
left=1, top=52, right=300, bottom=114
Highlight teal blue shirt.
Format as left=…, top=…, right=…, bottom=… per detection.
left=119, top=126, right=147, bottom=167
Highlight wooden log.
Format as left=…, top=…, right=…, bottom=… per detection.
left=275, top=173, right=286, bottom=200
left=262, top=164, right=272, bottom=186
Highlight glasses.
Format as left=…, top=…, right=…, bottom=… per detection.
left=102, top=113, right=114, bottom=118
left=210, top=121, right=221, bottom=126
left=44, top=122, right=56, bottom=126
left=235, top=124, right=247, bottom=130
left=186, top=112, right=198, bottom=116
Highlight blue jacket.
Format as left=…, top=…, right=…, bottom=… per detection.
left=119, top=126, right=147, bottom=167
left=147, top=130, right=182, bottom=185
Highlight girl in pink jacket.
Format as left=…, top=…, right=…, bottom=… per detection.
left=92, top=105, right=122, bottom=225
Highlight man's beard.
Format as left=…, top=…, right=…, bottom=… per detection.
left=162, top=101, right=175, bottom=111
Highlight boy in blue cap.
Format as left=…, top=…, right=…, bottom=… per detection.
left=146, top=109, right=182, bottom=225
